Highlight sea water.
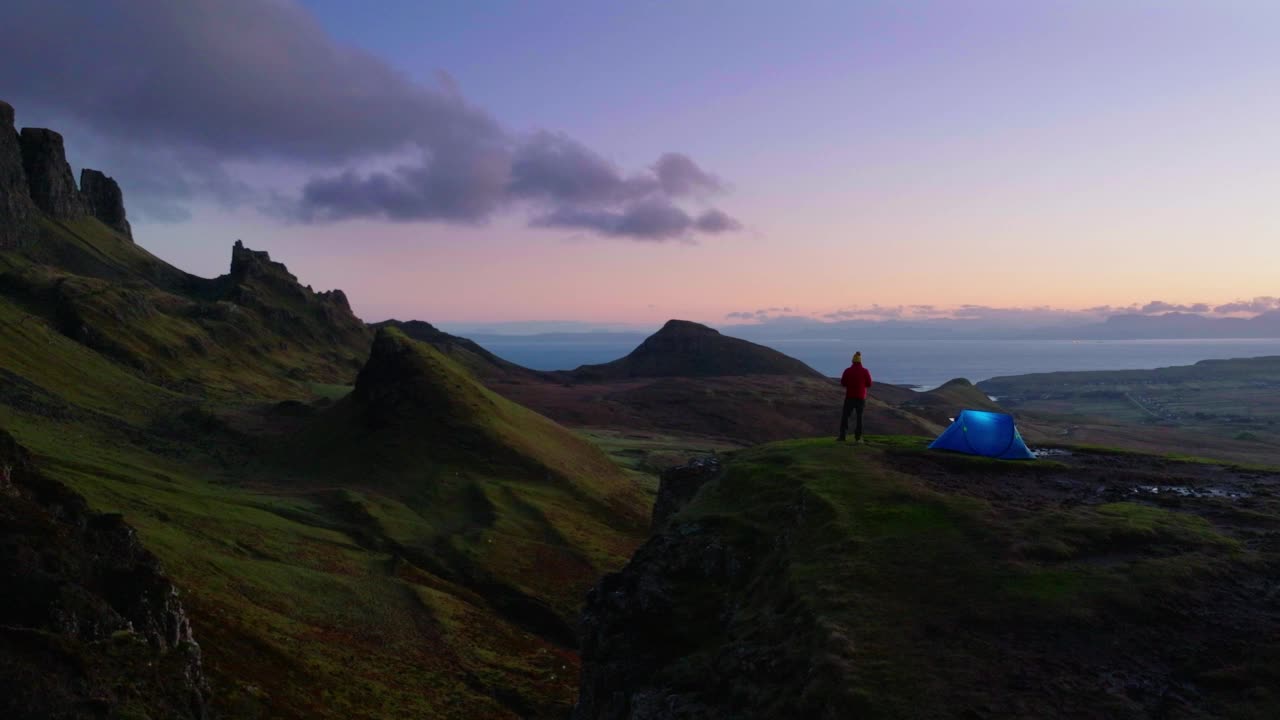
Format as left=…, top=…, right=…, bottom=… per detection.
left=477, top=337, right=1280, bottom=390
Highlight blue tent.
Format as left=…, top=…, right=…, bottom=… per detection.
left=928, top=409, right=1035, bottom=460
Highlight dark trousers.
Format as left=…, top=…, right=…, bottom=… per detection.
left=839, top=398, right=866, bottom=440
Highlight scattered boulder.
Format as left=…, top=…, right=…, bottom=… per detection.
left=80, top=168, right=132, bottom=239
left=0, top=100, right=38, bottom=249
left=19, top=127, right=87, bottom=219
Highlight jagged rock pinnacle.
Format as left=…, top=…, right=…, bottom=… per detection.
left=0, top=100, right=38, bottom=249
left=19, top=127, right=87, bottom=219
left=80, top=168, right=132, bottom=240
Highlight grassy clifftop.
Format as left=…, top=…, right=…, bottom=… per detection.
left=577, top=438, right=1280, bottom=719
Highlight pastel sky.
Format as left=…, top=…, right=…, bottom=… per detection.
left=4, top=1, right=1278, bottom=327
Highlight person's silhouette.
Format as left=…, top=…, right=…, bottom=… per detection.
left=838, top=352, right=872, bottom=443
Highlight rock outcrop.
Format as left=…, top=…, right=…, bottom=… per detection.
left=227, top=240, right=353, bottom=317
left=221, top=239, right=369, bottom=353
left=2, top=101, right=136, bottom=243
left=80, top=168, right=132, bottom=239
left=0, top=428, right=208, bottom=719
left=19, top=127, right=87, bottom=219
left=0, top=101, right=38, bottom=249
left=228, top=238, right=286, bottom=281
left=574, top=519, right=775, bottom=720
left=650, top=457, right=722, bottom=531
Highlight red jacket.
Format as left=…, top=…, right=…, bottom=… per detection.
left=840, top=363, right=872, bottom=400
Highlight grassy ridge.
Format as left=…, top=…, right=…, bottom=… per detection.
left=1, top=218, right=367, bottom=400
left=285, top=329, right=650, bottom=622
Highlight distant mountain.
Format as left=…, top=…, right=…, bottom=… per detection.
left=1062, top=311, right=1280, bottom=339
left=723, top=312, right=1280, bottom=342
left=980, top=354, right=1280, bottom=391
left=569, top=319, right=825, bottom=380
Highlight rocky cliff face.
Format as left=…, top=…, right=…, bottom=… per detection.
left=0, top=101, right=38, bottom=249
left=0, top=429, right=208, bottom=719
left=574, top=456, right=819, bottom=720
left=19, top=127, right=87, bottom=219
left=3, top=100, right=137, bottom=243
left=573, top=514, right=786, bottom=720
left=80, top=168, right=132, bottom=239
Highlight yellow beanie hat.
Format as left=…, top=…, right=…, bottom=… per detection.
left=853, top=352, right=862, bottom=363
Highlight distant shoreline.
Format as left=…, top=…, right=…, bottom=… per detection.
left=469, top=336, right=1280, bottom=390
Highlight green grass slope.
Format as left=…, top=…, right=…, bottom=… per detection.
left=0, top=324, right=650, bottom=719
left=370, top=319, right=536, bottom=382
left=577, top=438, right=1280, bottom=719
left=285, top=328, right=650, bottom=623
left=13, top=216, right=192, bottom=289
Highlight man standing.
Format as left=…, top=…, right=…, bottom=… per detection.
left=838, top=351, right=872, bottom=443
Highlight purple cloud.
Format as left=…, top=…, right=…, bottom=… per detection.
left=533, top=199, right=739, bottom=241
left=693, top=209, right=742, bottom=233
left=654, top=153, right=723, bottom=196
left=726, top=307, right=798, bottom=321
left=507, top=131, right=656, bottom=205
left=0, top=0, right=741, bottom=240
left=1213, top=296, right=1280, bottom=314
left=1140, top=300, right=1210, bottom=314
left=824, top=305, right=906, bottom=320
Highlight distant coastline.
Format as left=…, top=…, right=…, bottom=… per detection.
left=469, top=336, right=1280, bottom=390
